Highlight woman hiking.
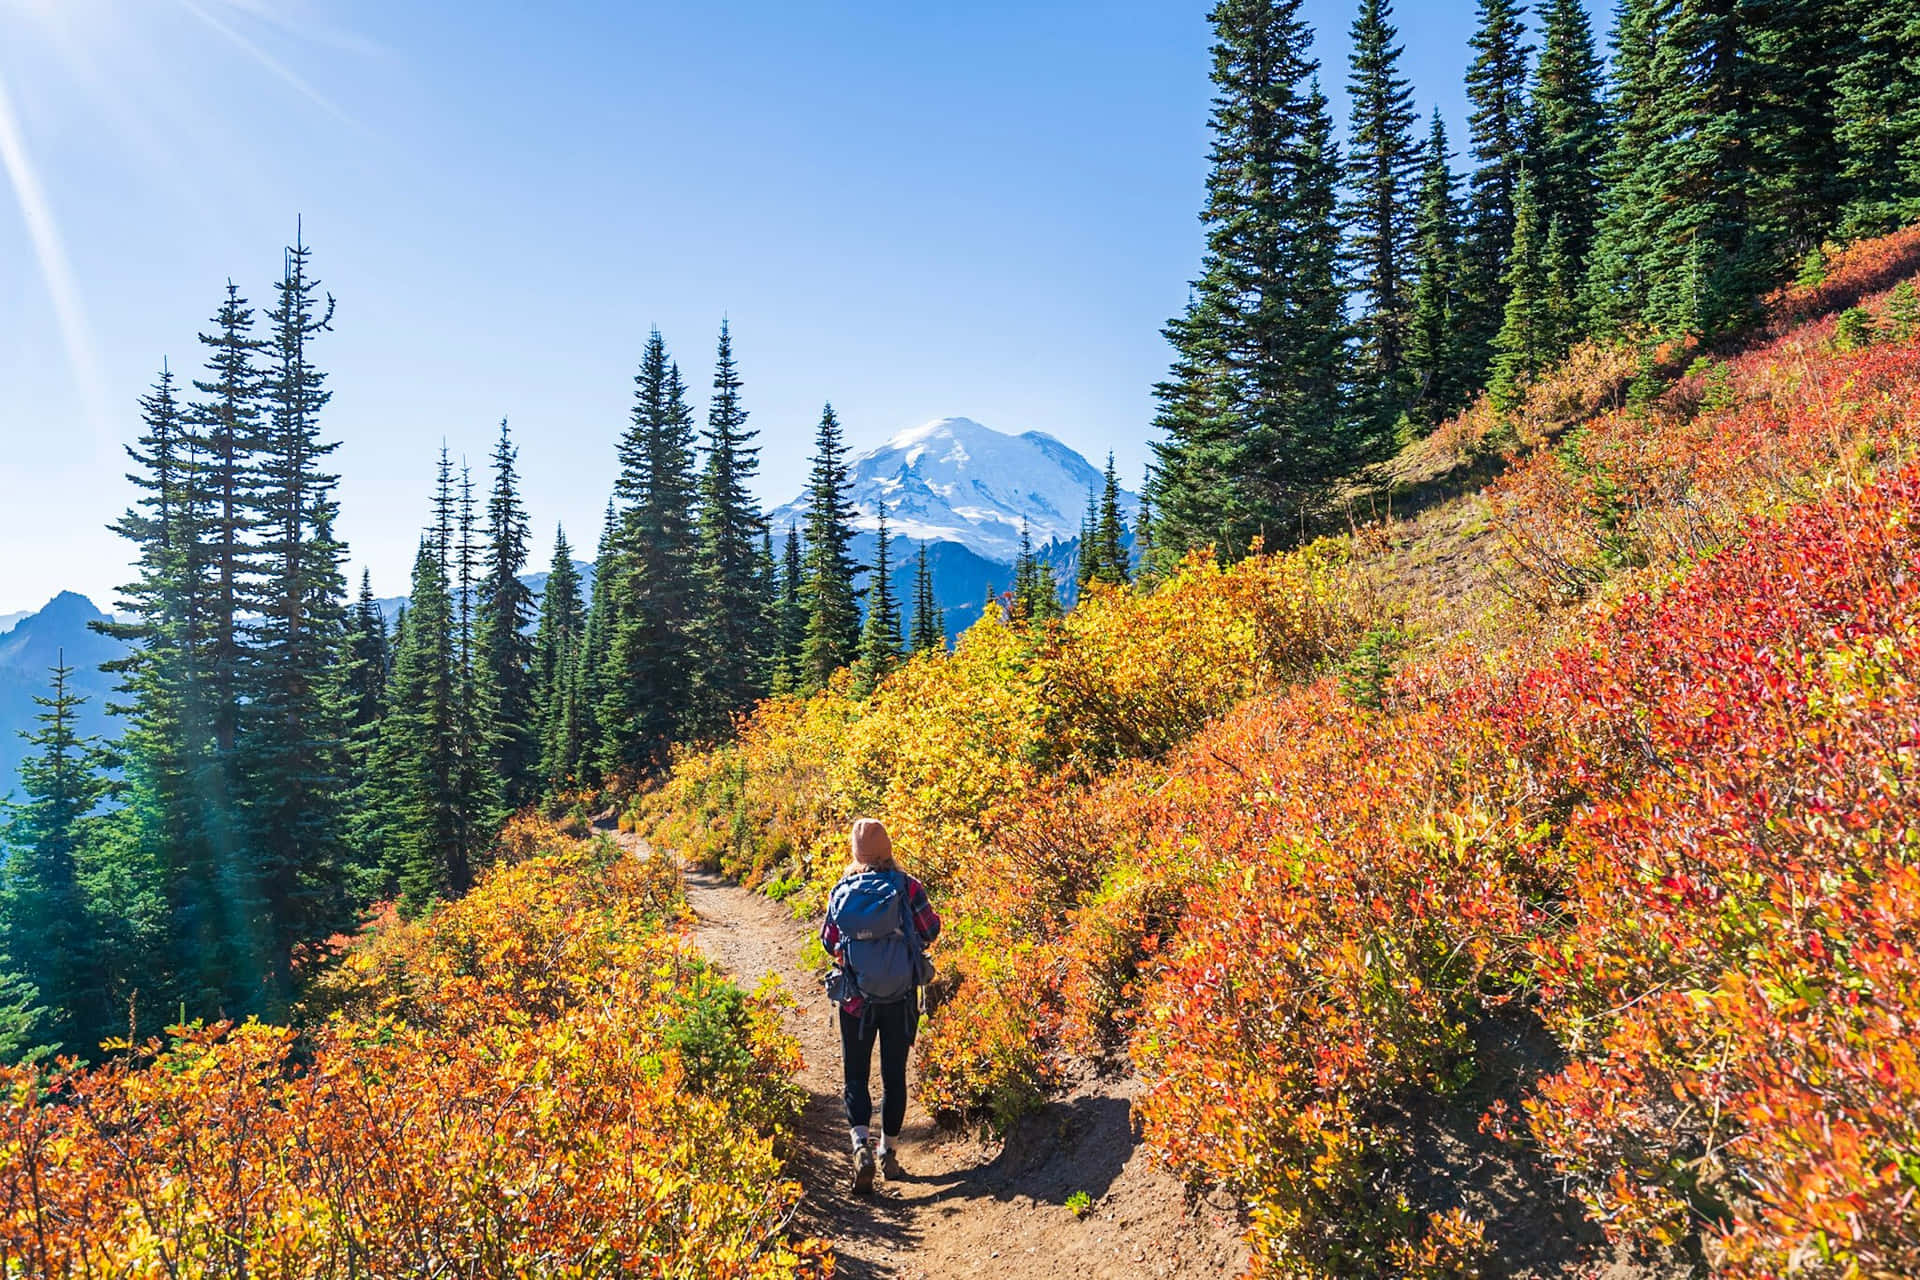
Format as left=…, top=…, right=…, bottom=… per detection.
left=821, top=817, right=941, bottom=1193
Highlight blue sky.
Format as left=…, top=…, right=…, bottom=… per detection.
left=0, top=0, right=1588, bottom=614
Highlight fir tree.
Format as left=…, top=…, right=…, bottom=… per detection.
left=1834, top=0, right=1920, bottom=237
left=1406, top=113, right=1472, bottom=426
left=909, top=542, right=943, bottom=655
left=451, top=463, right=503, bottom=885
left=576, top=500, right=620, bottom=785
left=691, top=321, right=769, bottom=733
left=0, top=656, right=111, bottom=1055
left=774, top=525, right=808, bottom=690
left=1087, top=454, right=1131, bottom=587
left=478, top=420, right=538, bottom=807
left=182, top=280, right=270, bottom=1013
left=373, top=539, right=462, bottom=915
left=249, top=232, right=352, bottom=1009
left=1489, top=169, right=1556, bottom=410
left=1342, top=0, right=1421, bottom=433
left=799, top=405, right=863, bottom=691
left=1011, top=520, right=1064, bottom=622
left=532, top=527, right=587, bottom=793
left=1152, top=2, right=1353, bottom=560
left=1530, top=0, right=1609, bottom=273
left=1460, top=0, right=1533, bottom=376
left=602, top=332, right=701, bottom=773
left=856, top=504, right=905, bottom=693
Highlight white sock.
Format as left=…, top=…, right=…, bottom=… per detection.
left=851, top=1126, right=869, bottom=1152
left=876, top=1133, right=892, bottom=1156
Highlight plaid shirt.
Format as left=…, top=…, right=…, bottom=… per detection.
left=821, top=872, right=941, bottom=1015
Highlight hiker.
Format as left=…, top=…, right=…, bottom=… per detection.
left=821, top=817, right=941, bottom=1193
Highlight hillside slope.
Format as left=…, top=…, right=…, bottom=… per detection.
left=632, top=226, right=1920, bottom=1278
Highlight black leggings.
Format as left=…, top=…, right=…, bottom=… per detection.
left=840, top=1001, right=912, bottom=1136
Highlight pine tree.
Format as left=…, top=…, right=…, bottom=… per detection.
left=1834, top=0, right=1920, bottom=237
left=1087, top=454, right=1130, bottom=587
left=532, top=527, right=587, bottom=793
left=1530, top=0, right=1609, bottom=273
left=576, top=500, right=619, bottom=785
left=373, top=539, right=462, bottom=915
left=1152, top=1, right=1353, bottom=561
left=1406, top=113, right=1472, bottom=427
left=1134, top=474, right=1156, bottom=582
left=602, top=332, right=701, bottom=773
left=0, top=656, right=111, bottom=1055
left=1460, top=0, right=1533, bottom=378
left=774, top=525, right=808, bottom=690
left=909, top=542, right=943, bottom=655
left=249, top=232, right=352, bottom=1009
left=1490, top=170, right=1555, bottom=410
left=342, top=572, right=389, bottom=744
left=799, top=405, right=863, bottom=691
left=183, top=280, right=270, bottom=1013
left=1583, top=0, right=1666, bottom=332
left=451, top=463, right=503, bottom=886
left=691, top=321, right=770, bottom=733
left=1342, top=0, right=1421, bottom=434
left=97, top=362, right=203, bottom=1026
left=1075, top=490, right=1099, bottom=590
left=856, top=504, right=904, bottom=693
left=478, top=420, right=538, bottom=807
left=1011, top=519, right=1063, bottom=622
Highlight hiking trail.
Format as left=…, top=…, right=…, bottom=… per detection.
left=621, top=830, right=1247, bottom=1278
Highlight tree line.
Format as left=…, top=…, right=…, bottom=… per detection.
left=1150, top=0, right=1920, bottom=560
left=0, top=256, right=962, bottom=1062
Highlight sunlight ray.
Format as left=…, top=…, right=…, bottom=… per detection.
left=175, top=0, right=357, bottom=128
left=0, top=69, right=111, bottom=450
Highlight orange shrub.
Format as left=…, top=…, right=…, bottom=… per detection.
left=0, top=835, right=826, bottom=1278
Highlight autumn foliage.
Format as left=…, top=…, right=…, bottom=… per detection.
left=0, top=829, right=828, bottom=1278
left=637, top=227, right=1920, bottom=1277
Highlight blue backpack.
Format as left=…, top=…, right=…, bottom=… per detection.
left=827, top=869, right=932, bottom=1005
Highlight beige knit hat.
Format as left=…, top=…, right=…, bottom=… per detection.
left=850, top=817, right=894, bottom=868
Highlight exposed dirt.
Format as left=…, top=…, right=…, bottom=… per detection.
left=660, top=847, right=1248, bottom=1279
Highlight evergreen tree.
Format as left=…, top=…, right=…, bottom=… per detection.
left=1076, top=490, right=1099, bottom=590
left=799, top=405, right=863, bottom=691
left=182, top=280, right=270, bottom=1013
left=856, top=503, right=904, bottom=693
left=1154, top=0, right=1352, bottom=560
left=1834, top=0, right=1920, bottom=237
left=1342, top=0, right=1421, bottom=433
left=1134, top=475, right=1156, bottom=581
left=0, top=656, right=111, bottom=1055
left=576, top=500, right=619, bottom=785
left=1086, top=454, right=1131, bottom=587
left=1460, top=0, right=1533, bottom=376
left=1530, top=0, right=1609, bottom=273
left=909, top=542, right=943, bottom=655
left=691, top=321, right=770, bottom=732
left=1407, top=113, right=1472, bottom=426
left=249, top=233, right=352, bottom=1009
left=451, top=463, right=503, bottom=885
left=478, top=420, right=538, bottom=807
left=97, top=362, right=202, bottom=1026
left=532, top=527, right=588, bottom=793
left=372, top=539, right=461, bottom=915
left=1011, top=520, right=1064, bottom=622
left=0, top=959, right=48, bottom=1067
left=1489, top=170, right=1557, bottom=410
left=774, top=525, right=808, bottom=690
left=602, top=332, right=700, bottom=773
left=342, top=572, right=388, bottom=743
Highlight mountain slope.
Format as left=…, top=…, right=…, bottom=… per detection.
left=0, top=594, right=126, bottom=798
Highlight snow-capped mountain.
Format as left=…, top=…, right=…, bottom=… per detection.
left=767, top=417, right=1137, bottom=563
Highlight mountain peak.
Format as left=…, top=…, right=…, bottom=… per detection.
left=771, top=417, right=1136, bottom=563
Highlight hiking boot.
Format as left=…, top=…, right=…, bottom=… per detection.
left=880, top=1147, right=904, bottom=1182
left=851, top=1144, right=876, bottom=1194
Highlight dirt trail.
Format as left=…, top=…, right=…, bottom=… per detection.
left=648, top=840, right=1247, bottom=1279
